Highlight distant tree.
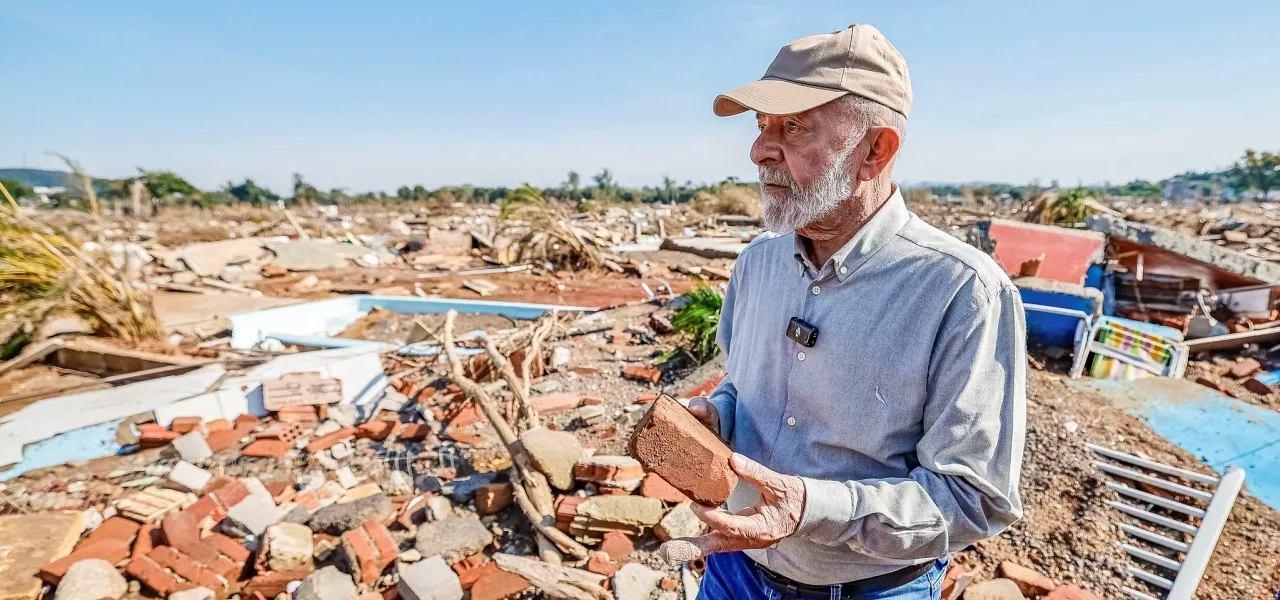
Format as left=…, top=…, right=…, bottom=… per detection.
left=396, top=186, right=413, bottom=200
left=0, top=178, right=33, bottom=201
left=137, top=169, right=199, bottom=204
left=1229, top=150, right=1280, bottom=200
left=412, top=185, right=428, bottom=200
left=662, top=175, right=676, bottom=204
left=293, top=173, right=320, bottom=205
left=226, top=179, right=281, bottom=206
left=562, top=171, right=581, bottom=200
left=592, top=168, right=616, bottom=201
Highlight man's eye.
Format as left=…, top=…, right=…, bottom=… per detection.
left=757, top=121, right=766, bottom=131
left=785, top=121, right=800, bottom=133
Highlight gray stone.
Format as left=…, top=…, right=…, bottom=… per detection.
left=55, top=559, right=127, bottom=600
left=655, top=502, right=706, bottom=541
left=225, top=491, right=279, bottom=535
left=265, top=522, right=314, bottom=571
left=578, top=496, right=665, bottom=527
left=614, top=563, right=665, bottom=600
left=168, top=461, right=213, bottom=492
left=314, top=420, right=342, bottom=437
left=398, top=555, right=462, bottom=600
left=307, top=493, right=392, bottom=534
left=336, top=467, right=359, bottom=489
left=168, top=587, right=215, bottom=600
left=386, top=470, right=414, bottom=496
left=399, top=548, right=423, bottom=563
left=519, top=428, right=583, bottom=490
left=425, top=496, right=453, bottom=521
left=962, top=579, right=1025, bottom=600
left=379, top=390, right=410, bottom=413
left=329, top=441, right=354, bottom=460
left=283, top=505, right=313, bottom=524
left=294, top=566, right=358, bottom=600
left=413, top=515, right=494, bottom=564
left=440, top=472, right=498, bottom=503
left=172, top=431, right=213, bottom=462
left=531, top=379, right=562, bottom=394
left=327, top=403, right=360, bottom=427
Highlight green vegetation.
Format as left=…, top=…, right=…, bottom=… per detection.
left=669, top=281, right=724, bottom=364
left=1230, top=150, right=1280, bottom=199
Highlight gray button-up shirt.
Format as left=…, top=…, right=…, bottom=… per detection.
left=709, top=187, right=1026, bottom=585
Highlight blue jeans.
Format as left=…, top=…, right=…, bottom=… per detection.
left=698, top=552, right=949, bottom=600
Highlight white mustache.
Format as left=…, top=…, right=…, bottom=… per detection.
left=758, top=167, right=796, bottom=188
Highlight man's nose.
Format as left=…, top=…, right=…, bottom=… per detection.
left=751, top=133, right=782, bottom=167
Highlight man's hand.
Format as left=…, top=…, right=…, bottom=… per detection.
left=659, top=453, right=806, bottom=565
left=686, top=395, right=721, bottom=439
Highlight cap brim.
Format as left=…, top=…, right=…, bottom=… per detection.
left=713, top=78, right=848, bottom=117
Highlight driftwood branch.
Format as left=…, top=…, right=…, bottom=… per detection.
left=437, top=311, right=588, bottom=559
left=521, top=314, right=556, bottom=398
left=492, top=553, right=611, bottom=600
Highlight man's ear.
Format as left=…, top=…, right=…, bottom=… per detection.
left=856, top=127, right=901, bottom=182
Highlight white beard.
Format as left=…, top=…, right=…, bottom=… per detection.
left=758, top=143, right=857, bottom=234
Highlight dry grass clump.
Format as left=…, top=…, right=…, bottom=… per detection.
left=498, top=184, right=602, bottom=270
left=691, top=183, right=762, bottom=217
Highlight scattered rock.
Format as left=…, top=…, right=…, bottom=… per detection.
left=1045, top=585, right=1102, bottom=600
left=614, top=562, right=665, bottom=600
left=398, top=555, right=463, bottom=600
left=265, top=523, right=314, bottom=571
left=962, top=578, right=1025, bottom=600
left=294, top=566, right=358, bottom=600
left=629, top=395, right=737, bottom=505
left=997, top=561, right=1057, bottom=597
left=474, top=483, right=514, bottom=515
left=413, top=515, right=495, bottom=564
left=55, top=559, right=127, bottom=600
left=655, top=502, right=706, bottom=541
left=168, top=587, right=215, bottom=600
left=520, top=428, right=584, bottom=490
left=307, top=493, right=393, bottom=534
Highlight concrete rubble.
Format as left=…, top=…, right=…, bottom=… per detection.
left=3, top=197, right=1280, bottom=600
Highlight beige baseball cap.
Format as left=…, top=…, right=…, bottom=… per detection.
left=714, top=24, right=912, bottom=118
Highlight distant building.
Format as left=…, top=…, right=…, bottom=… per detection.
left=32, top=186, right=66, bottom=205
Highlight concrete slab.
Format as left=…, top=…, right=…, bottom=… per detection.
left=1087, top=214, right=1280, bottom=287
left=153, top=291, right=301, bottom=328
left=265, top=240, right=371, bottom=272
left=174, top=237, right=274, bottom=276
left=0, top=511, right=85, bottom=600
left=1069, top=377, right=1280, bottom=510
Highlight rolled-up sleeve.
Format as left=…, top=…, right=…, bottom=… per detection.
left=793, top=281, right=1026, bottom=559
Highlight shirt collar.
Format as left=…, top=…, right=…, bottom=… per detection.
left=792, top=185, right=911, bottom=282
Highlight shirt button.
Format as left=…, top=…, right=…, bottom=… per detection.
left=840, top=266, right=848, bottom=274
left=811, top=285, right=821, bottom=295
left=787, top=416, right=797, bottom=427
left=797, top=351, right=806, bottom=361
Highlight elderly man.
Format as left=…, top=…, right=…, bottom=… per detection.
left=659, top=25, right=1027, bottom=599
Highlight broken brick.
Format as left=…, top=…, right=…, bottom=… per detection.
left=581, top=396, right=605, bottom=406
left=622, top=365, right=662, bottom=384
left=639, top=473, right=689, bottom=503
left=265, top=481, right=297, bottom=505
left=357, top=419, right=402, bottom=441
left=127, top=555, right=181, bottom=595
left=233, top=413, right=260, bottom=431
left=635, top=393, right=657, bottom=405
left=474, top=483, right=514, bottom=515
left=204, top=429, right=245, bottom=453
left=149, top=545, right=228, bottom=595
left=205, top=419, right=232, bottom=433
left=629, top=395, right=737, bottom=505
left=140, top=428, right=182, bottom=449
left=452, top=554, right=491, bottom=590
left=660, top=577, right=679, bottom=592
left=341, top=520, right=397, bottom=584
left=242, top=570, right=314, bottom=597
left=998, top=561, right=1057, bottom=597
left=276, top=405, right=320, bottom=422
left=1230, top=357, right=1263, bottom=379
left=530, top=393, right=581, bottom=414
left=570, top=366, right=602, bottom=376
left=469, top=562, right=532, bottom=600
left=681, top=373, right=725, bottom=399
left=171, top=417, right=205, bottom=435
left=586, top=552, right=620, bottom=577
left=1045, top=585, right=1102, bottom=600
left=206, top=531, right=252, bottom=564
left=83, top=515, right=141, bottom=546
left=398, top=423, right=433, bottom=442
left=241, top=439, right=291, bottom=458
left=161, top=510, right=203, bottom=550
left=306, top=427, right=357, bottom=453
left=599, top=530, right=634, bottom=562
left=39, top=538, right=131, bottom=584
left=133, top=524, right=159, bottom=561
left=1245, top=377, right=1276, bottom=396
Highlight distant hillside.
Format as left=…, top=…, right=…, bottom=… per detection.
left=0, top=168, right=86, bottom=188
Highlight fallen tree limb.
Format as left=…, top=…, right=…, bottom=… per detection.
left=437, top=310, right=587, bottom=558
left=492, top=553, right=610, bottom=600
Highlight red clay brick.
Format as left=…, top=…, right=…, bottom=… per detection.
left=599, top=530, right=634, bottom=562
left=574, top=456, right=645, bottom=485
left=306, top=427, right=357, bottom=453
left=233, top=414, right=260, bottom=431
left=629, top=395, right=737, bottom=505
left=398, top=423, right=433, bottom=442
left=210, top=478, right=251, bottom=509
left=681, top=374, right=725, bottom=399
left=581, top=396, right=605, bottom=406
left=530, top=393, right=581, bottom=414
left=638, top=472, right=689, bottom=503
left=341, top=526, right=382, bottom=584
left=586, top=552, right=620, bottom=577
left=134, top=524, right=160, bottom=561
left=162, top=511, right=203, bottom=550
left=205, top=419, right=232, bottom=433
left=205, top=429, right=244, bottom=453
left=276, top=405, right=319, bottom=422
left=39, top=538, right=131, bottom=584
left=171, top=416, right=205, bottom=434
left=570, top=366, right=602, bottom=375
left=357, top=419, right=401, bottom=441
left=469, top=562, right=532, bottom=600
left=241, top=439, right=291, bottom=458
left=206, top=532, right=249, bottom=563
left=622, top=365, right=662, bottom=384
left=452, top=554, right=491, bottom=590
left=265, top=481, right=297, bottom=505
left=150, top=546, right=228, bottom=595
left=363, top=520, right=398, bottom=563
left=998, top=561, right=1058, bottom=597
left=140, top=429, right=182, bottom=448
left=257, top=422, right=305, bottom=443
left=184, top=495, right=225, bottom=524
left=84, top=515, right=141, bottom=546
left=127, top=555, right=180, bottom=595
left=241, top=570, right=314, bottom=597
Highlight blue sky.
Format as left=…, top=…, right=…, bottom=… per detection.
left=3, top=1, right=1279, bottom=193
